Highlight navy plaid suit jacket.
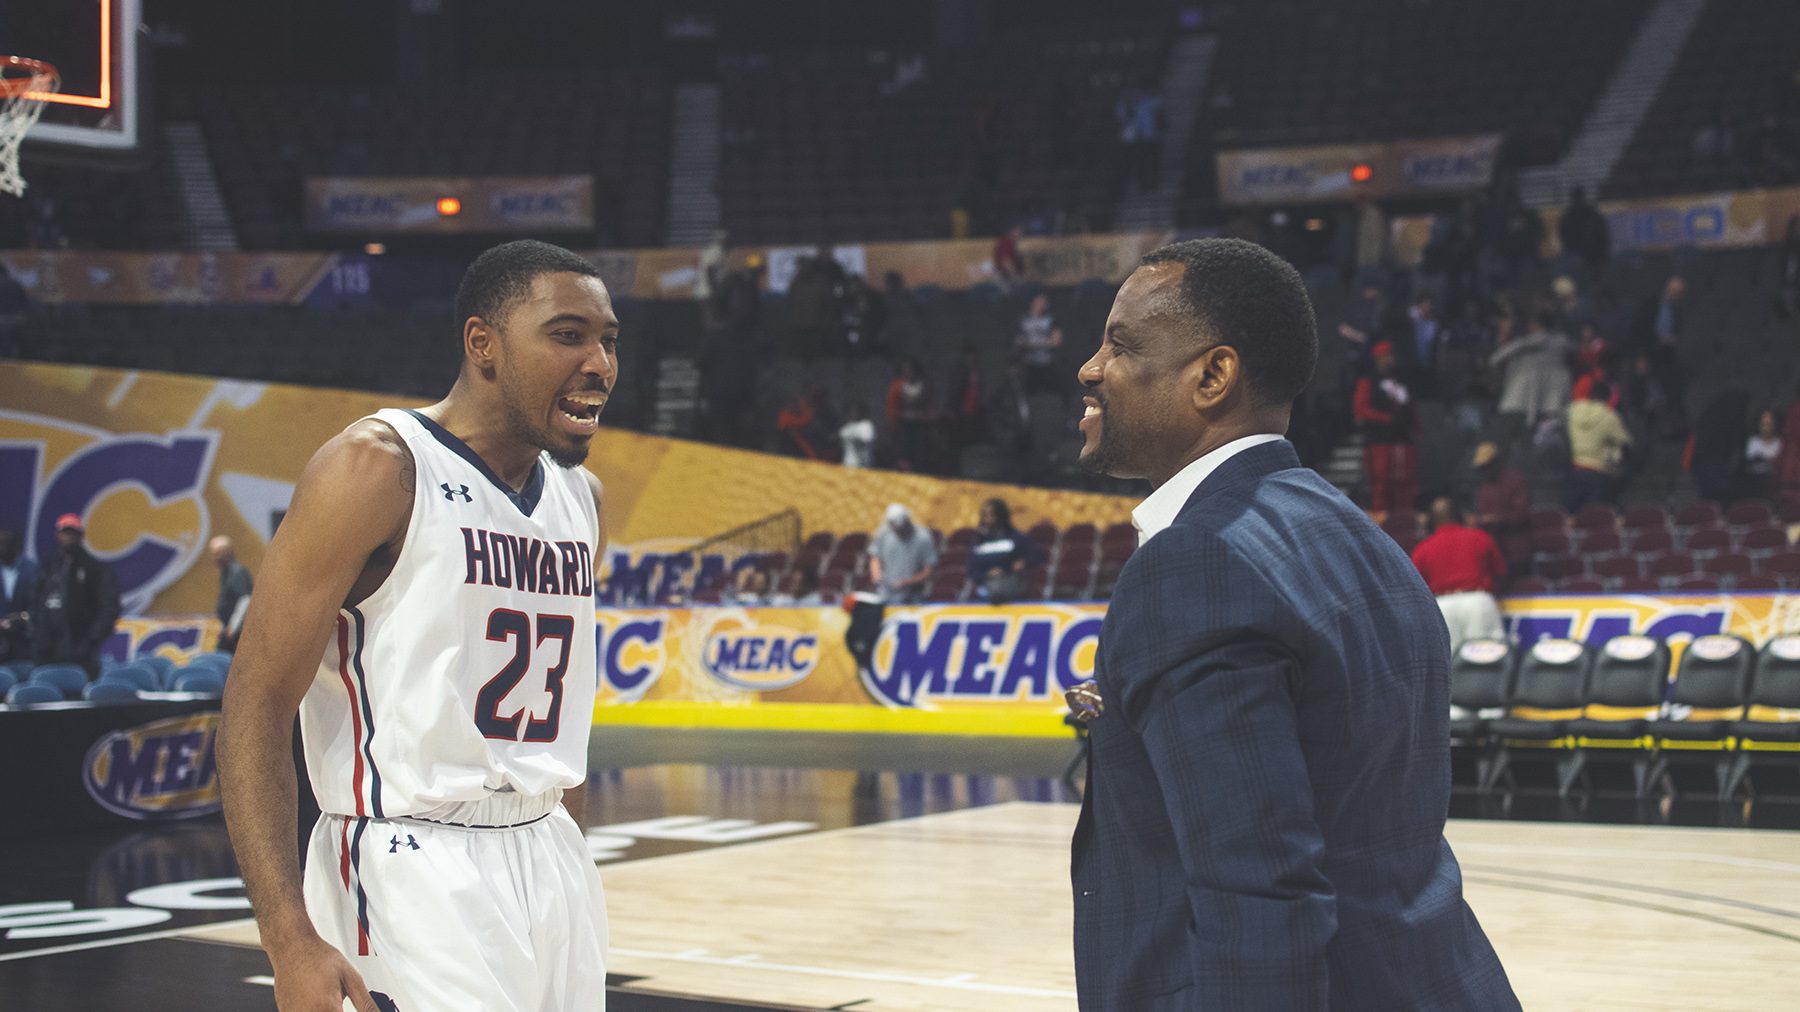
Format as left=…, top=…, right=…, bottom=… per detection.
left=1071, top=440, right=1516, bottom=1010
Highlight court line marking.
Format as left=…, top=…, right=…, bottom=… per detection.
left=596, top=799, right=1050, bottom=874
left=1464, top=875, right=1800, bottom=946
left=609, top=945, right=1075, bottom=999
left=1463, top=863, right=1800, bottom=922
left=0, top=920, right=256, bottom=963
left=1454, top=840, right=1800, bottom=875
left=0, top=803, right=1049, bottom=963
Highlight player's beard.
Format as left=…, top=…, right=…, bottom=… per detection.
left=499, top=379, right=591, bottom=470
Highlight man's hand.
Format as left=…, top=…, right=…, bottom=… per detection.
left=270, top=938, right=378, bottom=1012
left=1065, top=679, right=1104, bottom=723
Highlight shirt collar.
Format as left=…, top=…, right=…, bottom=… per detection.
left=1132, top=433, right=1286, bottom=545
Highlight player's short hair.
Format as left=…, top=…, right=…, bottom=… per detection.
left=454, top=240, right=603, bottom=330
left=1138, top=238, right=1318, bottom=405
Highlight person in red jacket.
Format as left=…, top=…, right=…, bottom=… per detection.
left=1353, top=341, right=1417, bottom=517
left=1411, top=497, right=1509, bottom=652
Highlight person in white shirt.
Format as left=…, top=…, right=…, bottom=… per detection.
left=1744, top=408, right=1783, bottom=501
left=839, top=403, right=876, bottom=469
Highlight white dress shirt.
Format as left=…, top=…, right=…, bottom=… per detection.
left=1131, top=433, right=1287, bottom=545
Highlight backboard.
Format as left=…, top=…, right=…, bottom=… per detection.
left=3, top=0, right=142, bottom=154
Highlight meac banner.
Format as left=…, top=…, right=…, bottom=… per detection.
left=0, top=360, right=1133, bottom=617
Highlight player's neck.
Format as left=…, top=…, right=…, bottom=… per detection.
left=416, top=394, right=540, bottom=492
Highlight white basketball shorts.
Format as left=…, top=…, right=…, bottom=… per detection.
left=302, top=791, right=607, bottom=1010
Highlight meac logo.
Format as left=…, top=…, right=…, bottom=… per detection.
left=861, top=607, right=1102, bottom=708
left=0, top=411, right=220, bottom=613
left=83, top=713, right=223, bottom=820
left=595, top=613, right=667, bottom=701
left=702, top=615, right=820, bottom=691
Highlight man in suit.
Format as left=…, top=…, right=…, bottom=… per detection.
left=31, top=513, right=121, bottom=678
left=0, top=527, right=36, bottom=664
left=1067, top=239, right=1515, bottom=1010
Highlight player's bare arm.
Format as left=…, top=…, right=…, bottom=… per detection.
left=219, top=418, right=414, bottom=1012
left=561, top=467, right=608, bottom=829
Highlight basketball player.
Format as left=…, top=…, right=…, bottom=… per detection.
left=219, top=240, right=617, bottom=1011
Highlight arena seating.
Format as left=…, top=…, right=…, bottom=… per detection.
left=719, top=14, right=1168, bottom=243
left=1505, top=497, right=1800, bottom=594
left=1449, top=634, right=1800, bottom=803
left=1605, top=0, right=1800, bottom=199
left=190, top=68, right=673, bottom=249
left=1176, top=0, right=1644, bottom=224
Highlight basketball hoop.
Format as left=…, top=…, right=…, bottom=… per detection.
left=0, top=56, right=59, bottom=197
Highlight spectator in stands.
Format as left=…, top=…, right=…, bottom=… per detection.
left=1549, top=275, right=1592, bottom=332
left=1689, top=388, right=1751, bottom=504
left=1114, top=78, right=1164, bottom=190
left=1470, top=442, right=1532, bottom=573
left=1337, top=280, right=1385, bottom=381
left=769, top=568, right=823, bottom=607
left=966, top=498, right=1042, bottom=604
left=1618, top=351, right=1676, bottom=444
left=887, top=357, right=937, bottom=472
left=1410, top=497, right=1507, bottom=652
left=1353, top=342, right=1417, bottom=518
left=776, top=388, right=829, bottom=460
left=725, top=565, right=771, bottom=606
left=1405, top=293, right=1443, bottom=396
left=1557, top=186, right=1611, bottom=276
left=0, top=527, right=35, bottom=665
left=1565, top=381, right=1632, bottom=512
left=869, top=503, right=938, bottom=604
left=209, top=535, right=253, bottom=654
left=993, top=226, right=1023, bottom=285
left=840, top=273, right=887, bottom=357
left=948, top=344, right=987, bottom=445
left=1690, top=105, right=1735, bottom=183
left=1648, top=276, right=1687, bottom=405
left=1569, top=325, right=1616, bottom=408
left=1489, top=310, right=1574, bottom=429
left=839, top=403, right=876, bottom=469
left=1498, top=200, right=1545, bottom=288
left=1014, top=293, right=1065, bottom=395
left=30, top=513, right=120, bottom=679
left=1744, top=409, right=1784, bottom=502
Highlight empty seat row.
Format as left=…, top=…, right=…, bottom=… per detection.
left=1450, top=634, right=1800, bottom=801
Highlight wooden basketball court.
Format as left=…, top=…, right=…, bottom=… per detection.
left=4, top=730, right=1797, bottom=1009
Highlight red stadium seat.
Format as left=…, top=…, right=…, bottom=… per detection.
left=1629, top=528, right=1675, bottom=555
left=1675, top=502, right=1722, bottom=527
left=1725, top=500, right=1775, bottom=527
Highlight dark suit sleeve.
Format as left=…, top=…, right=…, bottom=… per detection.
left=1110, top=526, right=1335, bottom=1008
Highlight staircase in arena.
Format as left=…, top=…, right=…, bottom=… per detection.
left=1518, top=0, right=1707, bottom=207
left=665, top=83, right=723, bottom=247
left=161, top=122, right=238, bottom=250
left=1112, top=33, right=1217, bottom=233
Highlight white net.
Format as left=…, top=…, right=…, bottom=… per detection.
left=0, top=58, right=58, bottom=198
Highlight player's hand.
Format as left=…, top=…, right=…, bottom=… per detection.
left=270, top=938, right=379, bottom=1012
left=1065, top=680, right=1104, bottom=723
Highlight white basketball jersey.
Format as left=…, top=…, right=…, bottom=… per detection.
left=300, top=408, right=600, bottom=819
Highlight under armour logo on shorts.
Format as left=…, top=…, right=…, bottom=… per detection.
left=441, top=483, right=472, bottom=502
left=389, top=834, right=420, bottom=853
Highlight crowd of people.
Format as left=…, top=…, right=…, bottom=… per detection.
left=1336, top=194, right=1800, bottom=537
left=1, top=520, right=254, bottom=682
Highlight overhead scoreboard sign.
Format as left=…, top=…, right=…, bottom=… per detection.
left=304, top=175, right=596, bottom=233
left=1215, top=134, right=1502, bottom=206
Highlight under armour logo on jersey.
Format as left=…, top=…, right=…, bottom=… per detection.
left=441, top=483, right=472, bottom=502
left=389, top=834, right=420, bottom=853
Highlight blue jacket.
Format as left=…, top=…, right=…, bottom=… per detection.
left=1072, top=440, right=1515, bottom=1010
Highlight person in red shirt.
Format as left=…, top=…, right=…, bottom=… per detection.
left=1353, top=341, right=1417, bottom=518
left=1411, top=497, right=1508, bottom=652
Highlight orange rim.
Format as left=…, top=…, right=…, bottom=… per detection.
left=0, top=56, right=58, bottom=100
